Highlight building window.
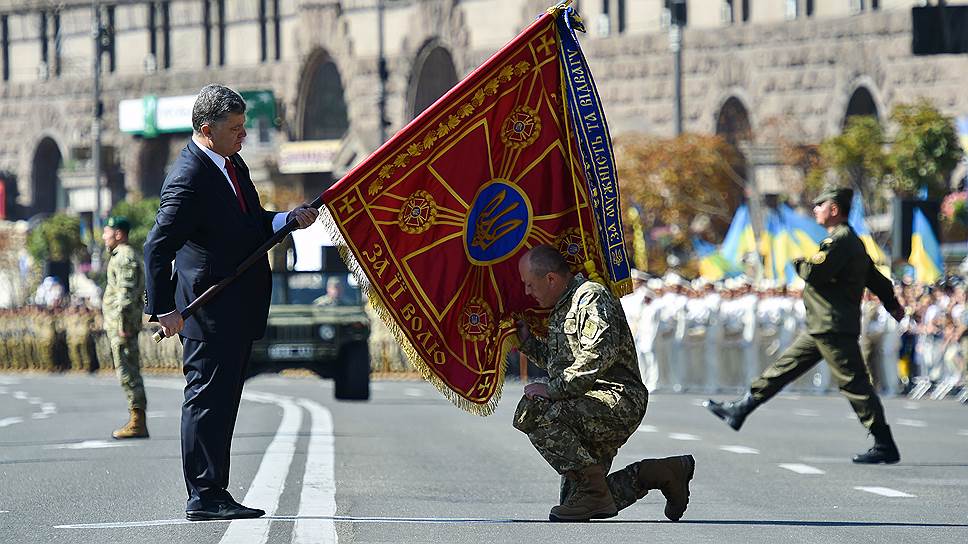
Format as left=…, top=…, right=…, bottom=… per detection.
left=1, top=15, right=8, bottom=82
left=722, top=0, right=735, bottom=24
left=203, top=0, right=211, bottom=66
left=872, top=0, right=879, bottom=9
left=742, top=0, right=750, bottom=23
left=106, top=5, right=116, bottom=72
left=259, top=0, right=267, bottom=62
left=217, top=0, right=225, bottom=66
left=806, top=0, right=814, bottom=17
left=148, top=3, right=156, bottom=67
left=160, top=2, right=170, bottom=69
left=53, top=12, right=60, bottom=77
left=40, top=12, right=48, bottom=70
left=273, top=0, right=281, bottom=60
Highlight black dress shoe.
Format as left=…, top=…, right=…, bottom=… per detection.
left=704, top=393, right=758, bottom=431
left=852, top=444, right=900, bottom=465
left=186, top=501, right=266, bottom=521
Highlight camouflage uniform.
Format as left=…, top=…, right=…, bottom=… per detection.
left=514, top=274, right=650, bottom=511
left=103, top=242, right=147, bottom=410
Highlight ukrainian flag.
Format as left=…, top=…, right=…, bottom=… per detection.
left=721, top=205, right=759, bottom=270
left=908, top=208, right=943, bottom=283
left=694, top=237, right=739, bottom=281
left=848, top=193, right=889, bottom=273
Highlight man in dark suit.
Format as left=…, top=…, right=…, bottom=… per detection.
left=144, top=84, right=318, bottom=521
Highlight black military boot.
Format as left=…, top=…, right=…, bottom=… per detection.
left=852, top=424, right=900, bottom=464
left=703, top=393, right=758, bottom=431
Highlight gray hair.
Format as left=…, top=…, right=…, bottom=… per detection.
left=526, top=245, right=571, bottom=277
left=192, top=84, right=246, bottom=132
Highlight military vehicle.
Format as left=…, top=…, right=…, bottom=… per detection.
left=248, top=247, right=371, bottom=400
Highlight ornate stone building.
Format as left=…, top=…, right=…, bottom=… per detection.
left=0, top=0, right=965, bottom=224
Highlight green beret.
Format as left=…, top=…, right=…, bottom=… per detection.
left=106, top=216, right=131, bottom=233
left=813, top=186, right=853, bottom=210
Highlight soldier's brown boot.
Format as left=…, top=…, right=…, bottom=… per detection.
left=635, top=455, right=696, bottom=521
left=549, top=464, right=617, bottom=522
left=112, top=408, right=149, bottom=439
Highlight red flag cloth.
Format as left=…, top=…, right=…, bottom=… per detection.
left=322, top=10, right=609, bottom=414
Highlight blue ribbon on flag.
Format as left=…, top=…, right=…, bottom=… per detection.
left=555, top=7, right=631, bottom=288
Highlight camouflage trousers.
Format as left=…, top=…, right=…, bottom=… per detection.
left=513, top=390, right=647, bottom=510
left=108, top=334, right=146, bottom=410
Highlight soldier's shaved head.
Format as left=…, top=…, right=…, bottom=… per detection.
left=525, top=245, right=571, bottom=278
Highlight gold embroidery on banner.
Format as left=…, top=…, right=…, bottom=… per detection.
left=459, top=296, right=495, bottom=342
left=501, top=105, right=541, bottom=150
left=397, top=190, right=438, bottom=234
left=363, top=58, right=535, bottom=194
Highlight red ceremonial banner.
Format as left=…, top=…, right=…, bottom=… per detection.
left=322, top=10, right=609, bottom=414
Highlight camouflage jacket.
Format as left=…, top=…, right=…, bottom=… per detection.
left=103, top=243, right=145, bottom=336
left=520, top=274, right=646, bottom=403
left=795, top=223, right=900, bottom=335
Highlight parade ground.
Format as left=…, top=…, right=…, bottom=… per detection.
left=1, top=373, right=966, bottom=543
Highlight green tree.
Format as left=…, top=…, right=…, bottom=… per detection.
left=27, top=213, right=85, bottom=264
left=889, top=100, right=964, bottom=198
left=109, top=197, right=159, bottom=252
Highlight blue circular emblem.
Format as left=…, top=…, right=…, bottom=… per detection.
left=464, top=180, right=532, bottom=265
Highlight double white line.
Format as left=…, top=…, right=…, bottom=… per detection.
left=218, top=390, right=338, bottom=544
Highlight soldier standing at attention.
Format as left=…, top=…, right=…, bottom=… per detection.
left=102, top=216, right=149, bottom=439
left=514, top=245, right=695, bottom=522
left=705, top=187, right=906, bottom=464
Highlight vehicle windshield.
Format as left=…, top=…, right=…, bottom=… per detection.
left=270, top=272, right=362, bottom=306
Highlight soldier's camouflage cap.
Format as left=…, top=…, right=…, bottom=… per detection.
left=106, top=216, right=131, bottom=233
left=813, top=186, right=853, bottom=210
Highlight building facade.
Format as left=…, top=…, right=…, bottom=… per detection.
left=0, top=0, right=965, bottom=224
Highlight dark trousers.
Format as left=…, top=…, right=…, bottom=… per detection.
left=181, top=336, right=252, bottom=510
left=750, top=332, right=888, bottom=431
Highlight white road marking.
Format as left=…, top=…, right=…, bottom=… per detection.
left=45, top=440, right=132, bottom=450
left=0, top=387, right=7, bottom=394
left=13, top=391, right=28, bottom=400
left=854, top=486, right=916, bottom=498
left=896, top=418, right=926, bottom=428
left=30, top=413, right=50, bottom=420
left=668, top=433, right=701, bottom=441
left=0, top=377, right=19, bottom=384
left=0, top=417, right=24, bottom=428
left=903, top=402, right=920, bottom=410
left=294, top=399, right=337, bottom=544
left=219, top=391, right=303, bottom=544
left=27, top=398, right=42, bottom=405
left=719, top=445, right=760, bottom=454
left=404, top=388, right=424, bottom=397
left=793, top=409, right=819, bottom=417
left=958, top=429, right=968, bottom=436
left=690, top=399, right=706, bottom=407
left=636, top=424, right=658, bottom=433
left=146, top=411, right=171, bottom=419
left=56, top=515, right=526, bottom=529
left=778, top=463, right=825, bottom=475
left=0, top=510, right=8, bottom=513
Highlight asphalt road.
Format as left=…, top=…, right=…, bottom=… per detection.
left=1, top=372, right=966, bottom=544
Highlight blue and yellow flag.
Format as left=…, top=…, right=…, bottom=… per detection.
left=694, top=237, right=739, bottom=281
left=908, top=208, right=943, bottom=283
left=720, top=205, right=759, bottom=270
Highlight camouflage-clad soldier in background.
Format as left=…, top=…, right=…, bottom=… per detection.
left=705, top=187, right=906, bottom=464
left=102, top=216, right=149, bottom=439
left=514, top=245, right=695, bottom=522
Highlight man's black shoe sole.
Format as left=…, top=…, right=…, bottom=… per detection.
left=185, top=511, right=265, bottom=521
left=703, top=400, right=743, bottom=431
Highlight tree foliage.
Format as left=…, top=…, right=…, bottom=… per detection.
left=109, top=197, right=160, bottom=252
left=27, top=213, right=84, bottom=264
left=889, top=100, right=964, bottom=198
left=616, top=133, right=745, bottom=274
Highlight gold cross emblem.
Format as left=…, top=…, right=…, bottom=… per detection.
left=339, top=195, right=358, bottom=215
left=536, top=34, right=555, bottom=56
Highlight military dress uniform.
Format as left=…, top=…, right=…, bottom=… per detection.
left=514, top=274, right=694, bottom=521
left=707, top=187, right=903, bottom=464
left=103, top=236, right=148, bottom=438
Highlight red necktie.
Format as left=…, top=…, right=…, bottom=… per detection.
left=224, top=159, right=248, bottom=213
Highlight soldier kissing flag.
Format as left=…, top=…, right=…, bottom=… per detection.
left=321, top=2, right=630, bottom=415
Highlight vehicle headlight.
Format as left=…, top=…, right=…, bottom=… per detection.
left=318, top=325, right=336, bottom=340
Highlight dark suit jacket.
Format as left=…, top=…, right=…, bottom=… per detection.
left=143, top=139, right=280, bottom=341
